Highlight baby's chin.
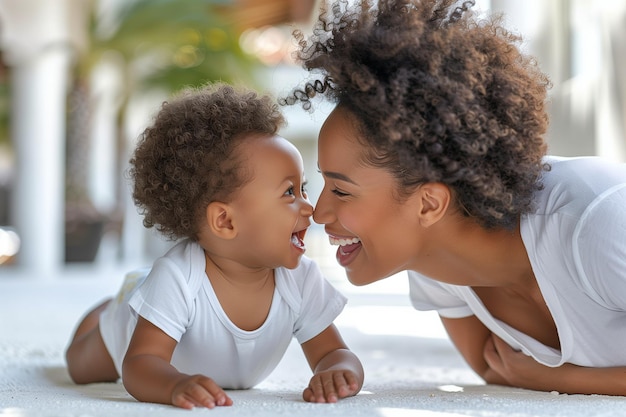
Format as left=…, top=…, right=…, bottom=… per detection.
left=283, top=253, right=305, bottom=270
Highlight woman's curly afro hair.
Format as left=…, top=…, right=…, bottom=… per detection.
left=282, top=0, right=551, bottom=230
left=130, top=83, right=285, bottom=241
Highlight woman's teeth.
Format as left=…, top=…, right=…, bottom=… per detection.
left=329, top=236, right=361, bottom=246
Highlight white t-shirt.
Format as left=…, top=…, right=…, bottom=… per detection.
left=100, top=239, right=347, bottom=389
left=408, top=156, right=626, bottom=368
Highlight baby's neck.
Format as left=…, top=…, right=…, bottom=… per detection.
left=204, top=252, right=276, bottom=331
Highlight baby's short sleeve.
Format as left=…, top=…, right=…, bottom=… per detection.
left=128, top=257, right=195, bottom=342
left=290, top=258, right=347, bottom=344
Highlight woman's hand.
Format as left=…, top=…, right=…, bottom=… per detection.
left=483, top=334, right=626, bottom=396
left=443, top=316, right=626, bottom=395
left=483, top=334, right=556, bottom=390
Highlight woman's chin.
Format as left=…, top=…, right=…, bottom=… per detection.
left=345, top=269, right=380, bottom=287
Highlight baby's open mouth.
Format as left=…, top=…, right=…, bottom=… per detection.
left=291, top=231, right=306, bottom=250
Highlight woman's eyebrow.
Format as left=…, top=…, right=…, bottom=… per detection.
left=316, top=162, right=358, bottom=184
left=321, top=170, right=358, bottom=185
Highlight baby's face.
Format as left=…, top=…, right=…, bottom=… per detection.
left=227, top=135, right=313, bottom=269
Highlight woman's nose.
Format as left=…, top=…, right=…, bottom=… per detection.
left=312, top=190, right=331, bottom=225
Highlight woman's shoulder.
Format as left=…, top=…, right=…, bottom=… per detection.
left=542, top=156, right=626, bottom=189
left=533, top=156, right=626, bottom=216
left=524, top=156, right=626, bottom=308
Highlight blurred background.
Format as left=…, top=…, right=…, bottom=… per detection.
left=0, top=0, right=624, bottom=278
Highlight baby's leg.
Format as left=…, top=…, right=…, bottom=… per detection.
left=65, top=298, right=119, bottom=384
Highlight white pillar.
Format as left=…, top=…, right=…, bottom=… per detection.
left=0, top=0, right=87, bottom=274
left=489, top=0, right=569, bottom=85
left=595, top=1, right=626, bottom=162
left=9, top=52, right=70, bottom=273
left=88, top=59, right=122, bottom=214
left=489, top=0, right=605, bottom=158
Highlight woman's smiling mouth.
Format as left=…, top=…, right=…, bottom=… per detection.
left=328, top=235, right=362, bottom=267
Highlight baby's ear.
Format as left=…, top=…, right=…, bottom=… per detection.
left=205, top=202, right=237, bottom=239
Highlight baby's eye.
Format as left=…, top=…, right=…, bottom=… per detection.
left=284, top=186, right=295, bottom=197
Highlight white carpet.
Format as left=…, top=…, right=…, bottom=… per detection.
left=1, top=266, right=625, bottom=417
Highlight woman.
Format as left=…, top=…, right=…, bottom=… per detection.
left=283, top=0, right=626, bottom=395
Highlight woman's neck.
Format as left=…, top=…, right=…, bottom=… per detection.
left=413, top=216, right=533, bottom=289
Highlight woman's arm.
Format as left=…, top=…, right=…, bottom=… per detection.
left=443, top=316, right=626, bottom=395
left=484, top=334, right=626, bottom=395
left=440, top=315, right=508, bottom=385
left=441, top=316, right=509, bottom=385
left=122, top=317, right=232, bottom=409
left=300, top=324, right=364, bottom=403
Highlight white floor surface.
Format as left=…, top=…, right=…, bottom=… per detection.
left=1, top=265, right=626, bottom=417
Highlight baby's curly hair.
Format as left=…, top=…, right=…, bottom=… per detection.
left=282, top=0, right=551, bottom=229
left=130, top=83, right=285, bottom=240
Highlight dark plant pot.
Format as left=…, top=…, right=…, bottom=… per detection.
left=64, top=219, right=105, bottom=263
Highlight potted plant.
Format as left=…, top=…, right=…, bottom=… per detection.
left=63, top=0, right=263, bottom=262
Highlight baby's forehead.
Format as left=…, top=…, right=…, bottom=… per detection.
left=236, top=135, right=304, bottom=176
left=237, top=134, right=301, bottom=158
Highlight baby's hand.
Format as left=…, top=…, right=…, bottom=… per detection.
left=170, top=374, right=233, bottom=409
left=303, top=370, right=361, bottom=403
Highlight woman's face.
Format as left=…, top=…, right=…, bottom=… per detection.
left=314, top=107, right=424, bottom=285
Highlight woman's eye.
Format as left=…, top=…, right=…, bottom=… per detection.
left=331, top=188, right=350, bottom=197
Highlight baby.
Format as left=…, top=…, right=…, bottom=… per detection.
left=65, top=83, right=364, bottom=409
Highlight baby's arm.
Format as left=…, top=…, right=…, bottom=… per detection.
left=300, top=324, right=364, bottom=403
left=122, top=317, right=233, bottom=409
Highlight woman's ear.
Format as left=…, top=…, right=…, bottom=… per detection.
left=205, top=202, right=237, bottom=239
left=416, top=182, right=451, bottom=228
